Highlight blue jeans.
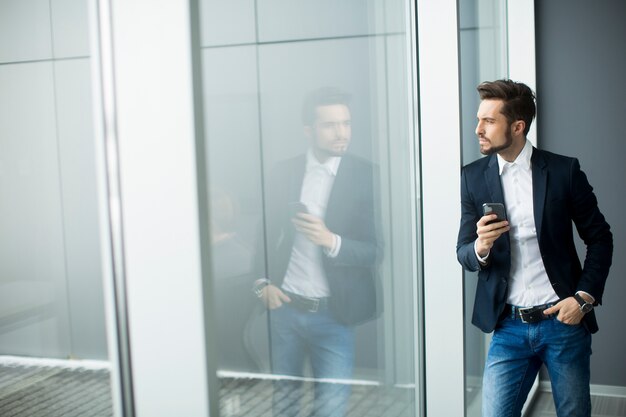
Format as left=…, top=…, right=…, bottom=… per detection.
left=269, top=303, right=355, bottom=417
left=483, top=313, right=592, bottom=417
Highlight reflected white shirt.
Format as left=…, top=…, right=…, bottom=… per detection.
left=498, top=140, right=559, bottom=306
left=282, top=151, right=341, bottom=298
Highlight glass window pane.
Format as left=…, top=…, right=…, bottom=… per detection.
left=0, top=0, right=113, bottom=415
left=200, top=0, right=421, bottom=415
left=458, top=1, right=508, bottom=415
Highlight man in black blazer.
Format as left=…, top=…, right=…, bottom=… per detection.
left=254, top=87, right=381, bottom=417
left=457, top=80, right=612, bottom=417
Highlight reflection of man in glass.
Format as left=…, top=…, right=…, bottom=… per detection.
left=254, top=87, right=381, bottom=417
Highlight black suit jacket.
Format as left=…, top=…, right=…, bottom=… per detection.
left=457, top=147, right=612, bottom=333
left=262, top=153, right=383, bottom=326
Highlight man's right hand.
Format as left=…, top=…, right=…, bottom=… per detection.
left=475, top=214, right=510, bottom=258
left=259, top=284, right=292, bottom=310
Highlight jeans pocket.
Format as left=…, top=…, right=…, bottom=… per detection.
left=553, top=317, right=584, bottom=333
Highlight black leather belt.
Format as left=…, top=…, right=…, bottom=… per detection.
left=283, top=291, right=329, bottom=313
left=504, top=303, right=556, bottom=324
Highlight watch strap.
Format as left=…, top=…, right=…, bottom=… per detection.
left=574, top=293, right=593, bottom=314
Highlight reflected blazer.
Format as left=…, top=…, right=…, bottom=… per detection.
left=456, top=147, right=612, bottom=333
left=262, top=153, right=382, bottom=326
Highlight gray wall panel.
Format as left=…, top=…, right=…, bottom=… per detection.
left=0, top=62, right=71, bottom=356
left=199, top=0, right=256, bottom=46
left=50, top=0, right=90, bottom=58
left=257, top=0, right=387, bottom=42
left=202, top=46, right=263, bottom=217
left=536, top=0, right=626, bottom=387
left=459, top=0, right=478, bottom=30
left=384, top=0, right=408, bottom=34
left=54, top=59, right=107, bottom=359
left=0, top=0, right=52, bottom=63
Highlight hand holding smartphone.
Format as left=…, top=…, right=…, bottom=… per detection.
left=482, top=203, right=506, bottom=225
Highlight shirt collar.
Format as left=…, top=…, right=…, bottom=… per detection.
left=497, top=139, right=533, bottom=174
left=306, top=150, right=341, bottom=176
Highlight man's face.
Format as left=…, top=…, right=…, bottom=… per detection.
left=475, top=99, right=513, bottom=156
left=306, top=104, right=352, bottom=160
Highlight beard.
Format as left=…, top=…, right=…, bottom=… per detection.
left=314, top=140, right=350, bottom=160
left=479, top=126, right=513, bottom=156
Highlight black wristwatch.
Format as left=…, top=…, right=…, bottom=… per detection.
left=574, top=293, right=594, bottom=314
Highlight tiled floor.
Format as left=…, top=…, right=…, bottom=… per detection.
left=0, top=362, right=417, bottom=417
left=525, top=391, right=626, bottom=417
left=219, top=377, right=416, bottom=417
left=0, top=363, right=113, bottom=417
left=1, top=362, right=624, bottom=417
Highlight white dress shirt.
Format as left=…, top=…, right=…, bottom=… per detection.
left=281, top=151, right=342, bottom=298
left=498, top=140, right=560, bottom=307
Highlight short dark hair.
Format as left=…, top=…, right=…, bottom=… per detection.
left=302, top=87, right=351, bottom=126
left=477, top=79, right=536, bottom=136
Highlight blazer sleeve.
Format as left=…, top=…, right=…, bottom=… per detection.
left=569, top=158, right=613, bottom=303
left=325, top=161, right=383, bottom=268
left=330, top=234, right=382, bottom=268
left=456, top=167, right=483, bottom=272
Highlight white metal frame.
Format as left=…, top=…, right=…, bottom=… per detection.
left=508, top=0, right=537, bottom=146
left=405, top=0, right=425, bottom=414
left=89, top=0, right=132, bottom=415
left=417, top=1, right=465, bottom=415
left=92, top=0, right=215, bottom=416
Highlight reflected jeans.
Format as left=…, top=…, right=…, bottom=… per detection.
left=269, top=303, right=355, bottom=417
left=482, top=314, right=592, bottom=417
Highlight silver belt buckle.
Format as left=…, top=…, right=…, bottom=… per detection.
left=518, top=306, right=534, bottom=323
left=308, top=298, right=320, bottom=313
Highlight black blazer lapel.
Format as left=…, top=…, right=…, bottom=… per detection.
left=484, top=155, right=505, bottom=205
left=325, top=157, right=350, bottom=227
left=531, top=148, right=548, bottom=242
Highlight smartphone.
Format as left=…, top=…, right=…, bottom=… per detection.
left=288, top=201, right=308, bottom=217
left=482, top=203, right=506, bottom=224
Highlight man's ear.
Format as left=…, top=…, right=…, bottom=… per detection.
left=513, top=120, right=526, bottom=136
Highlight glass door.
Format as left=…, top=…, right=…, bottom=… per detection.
left=197, top=0, right=423, bottom=415
left=0, top=0, right=115, bottom=415
left=458, top=1, right=508, bottom=415
left=459, top=1, right=539, bottom=415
